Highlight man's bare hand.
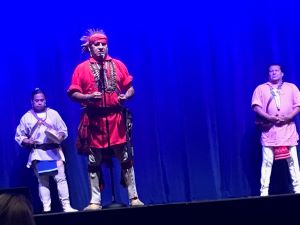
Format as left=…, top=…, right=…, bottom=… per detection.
left=118, top=94, right=127, bottom=102
left=87, top=92, right=102, bottom=100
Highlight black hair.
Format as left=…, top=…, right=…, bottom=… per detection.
left=31, top=88, right=45, bottom=100
left=0, top=193, right=36, bottom=225
left=268, top=64, right=284, bottom=72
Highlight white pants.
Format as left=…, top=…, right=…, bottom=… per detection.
left=88, top=147, right=139, bottom=205
left=34, top=160, right=71, bottom=210
left=260, top=146, right=300, bottom=196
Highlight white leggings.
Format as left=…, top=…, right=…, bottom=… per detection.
left=34, top=160, right=71, bottom=209
left=88, top=147, right=139, bottom=205
left=260, top=146, right=300, bottom=195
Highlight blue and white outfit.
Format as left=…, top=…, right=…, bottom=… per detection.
left=15, top=108, right=77, bottom=212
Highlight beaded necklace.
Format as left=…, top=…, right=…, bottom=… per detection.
left=90, top=60, right=117, bottom=93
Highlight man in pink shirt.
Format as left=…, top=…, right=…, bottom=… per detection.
left=67, top=29, right=144, bottom=210
left=252, top=64, right=300, bottom=196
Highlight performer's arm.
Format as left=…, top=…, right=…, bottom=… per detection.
left=119, top=86, right=134, bottom=101
left=253, top=105, right=279, bottom=123
left=278, top=106, right=300, bottom=123
left=70, top=91, right=102, bottom=102
left=21, top=138, right=36, bottom=148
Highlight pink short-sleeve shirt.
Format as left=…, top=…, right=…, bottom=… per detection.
left=251, top=82, right=300, bottom=146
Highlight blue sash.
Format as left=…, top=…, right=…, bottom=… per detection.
left=36, top=161, right=58, bottom=174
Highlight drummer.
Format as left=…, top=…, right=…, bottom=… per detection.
left=15, top=88, right=78, bottom=213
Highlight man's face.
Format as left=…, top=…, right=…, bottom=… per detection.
left=268, top=65, right=283, bottom=83
left=89, top=40, right=108, bottom=60
left=31, top=93, right=46, bottom=112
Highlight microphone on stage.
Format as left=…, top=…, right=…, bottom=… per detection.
left=100, top=52, right=105, bottom=61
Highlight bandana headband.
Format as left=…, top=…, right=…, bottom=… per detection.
left=89, top=33, right=107, bottom=44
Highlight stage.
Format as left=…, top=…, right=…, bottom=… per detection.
left=34, top=193, right=300, bottom=225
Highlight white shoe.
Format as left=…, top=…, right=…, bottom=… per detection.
left=84, top=203, right=102, bottom=211
left=260, top=186, right=269, bottom=196
left=43, top=205, right=51, bottom=213
left=130, top=198, right=144, bottom=207
left=260, top=191, right=268, bottom=196
left=63, top=206, right=78, bottom=212
left=294, top=186, right=300, bottom=194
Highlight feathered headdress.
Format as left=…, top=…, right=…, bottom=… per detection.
left=80, top=28, right=107, bottom=52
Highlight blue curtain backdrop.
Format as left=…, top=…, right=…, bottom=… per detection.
left=1, top=0, right=299, bottom=212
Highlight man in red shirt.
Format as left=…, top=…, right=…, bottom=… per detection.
left=67, top=29, right=144, bottom=210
